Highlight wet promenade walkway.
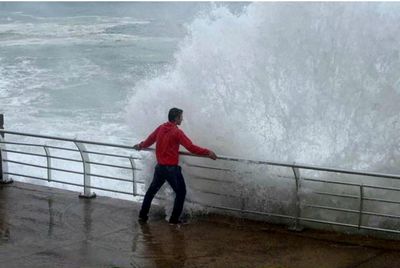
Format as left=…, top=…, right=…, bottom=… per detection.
left=1, top=181, right=400, bottom=268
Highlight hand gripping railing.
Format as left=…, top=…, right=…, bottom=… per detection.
left=1, top=128, right=400, bottom=236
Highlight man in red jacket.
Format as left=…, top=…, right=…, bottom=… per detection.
left=133, top=108, right=217, bottom=224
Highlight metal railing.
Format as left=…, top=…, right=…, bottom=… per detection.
left=1, top=128, right=400, bottom=236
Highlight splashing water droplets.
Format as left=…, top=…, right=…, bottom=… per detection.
left=127, top=3, right=400, bottom=174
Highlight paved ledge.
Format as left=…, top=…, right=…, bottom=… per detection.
left=1, top=181, right=400, bottom=268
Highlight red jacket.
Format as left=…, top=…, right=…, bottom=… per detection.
left=139, top=122, right=210, bottom=165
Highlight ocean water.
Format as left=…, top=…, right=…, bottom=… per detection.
left=2, top=2, right=400, bottom=230
left=0, top=2, right=242, bottom=142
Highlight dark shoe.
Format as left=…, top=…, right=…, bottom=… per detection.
left=138, top=216, right=148, bottom=224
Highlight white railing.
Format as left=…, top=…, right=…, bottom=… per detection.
left=1, top=128, right=400, bottom=236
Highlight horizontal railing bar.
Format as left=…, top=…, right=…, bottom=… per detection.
left=3, top=149, right=82, bottom=163
left=362, top=211, right=400, bottom=219
left=186, top=163, right=232, bottom=171
left=192, top=201, right=297, bottom=220
left=304, top=178, right=400, bottom=193
left=221, top=206, right=297, bottom=219
left=303, top=178, right=361, bottom=187
left=359, top=225, right=400, bottom=234
left=0, top=141, right=48, bottom=148
left=300, top=217, right=400, bottom=234
left=4, top=159, right=49, bottom=169
left=4, top=159, right=84, bottom=175
left=85, top=185, right=133, bottom=195
left=363, top=184, right=400, bottom=192
left=47, top=155, right=82, bottom=163
left=44, top=166, right=84, bottom=175
left=4, top=172, right=49, bottom=182
left=204, top=154, right=296, bottom=167
left=191, top=188, right=239, bottom=199
left=299, top=217, right=359, bottom=228
left=5, top=172, right=135, bottom=194
left=7, top=168, right=140, bottom=188
left=205, top=154, right=400, bottom=181
left=363, top=197, right=400, bottom=205
left=49, top=179, right=85, bottom=188
left=85, top=160, right=133, bottom=170
left=1, top=142, right=138, bottom=164
left=13, top=151, right=82, bottom=163
left=16, top=143, right=127, bottom=160
left=0, top=129, right=136, bottom=150
left=0, top=141, right=79, bottom=152
left=4, top=172, right=84, bottom=188
left=197, top=157, right=400, bottom=181
left=3, top=149, right=46, bottom=158
left=87, top=172, right=133, bottom=183
left=42, top=145, right=79, bottom=152
left=4, top=150, right=140, bottom=169
left=295, top=165, right=400, bottom=180
left=82, top=150, right=141, bottom=160
left=191, top=175, right=234, bottom=184
left=5, top=159, right=140, bottom=177
left=304, top=204, right=360, bottom=214
left=313, top=191, right=359, bottom=199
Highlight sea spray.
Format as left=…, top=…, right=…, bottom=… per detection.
left=127, top=3, right=400, bottom=172
left=127, top=3, right=400, bottom=230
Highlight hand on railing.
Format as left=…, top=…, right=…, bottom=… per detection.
left=133, top=144, right=141, bottom=151
left=208, top=150, right=217, bottom=160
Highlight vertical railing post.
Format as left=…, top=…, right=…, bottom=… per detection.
left=0, top=114, right=13, bottom=184
left=241, top=191, right=246, bottom=211
left=43, top=144, right=52, bottom=182
left=358, top=184, right=364, bottom=229
left=48, top=199, right=54, bottom=236
left=129, top=156, right=137, bottom=196
left=74, top=141, right=96, bottom=198
left=289, top=164, right=303, bottom=231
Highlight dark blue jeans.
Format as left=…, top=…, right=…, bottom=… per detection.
left=139, top=164, right=187, bottom=222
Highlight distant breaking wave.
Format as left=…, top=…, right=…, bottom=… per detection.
left=0, top=16, right=150, bottom=46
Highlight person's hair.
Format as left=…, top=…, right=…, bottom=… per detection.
left=168, top=107, right=183, bottom=122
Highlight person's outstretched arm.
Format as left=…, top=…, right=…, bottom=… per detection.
left=133, top=126, right=160, bottom=150
left=178, top=130, right=217, bottom=160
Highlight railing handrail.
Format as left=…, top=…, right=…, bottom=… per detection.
left=1, top=128, right=400, bottom=181
left=0, top=129, right=134, bottom=149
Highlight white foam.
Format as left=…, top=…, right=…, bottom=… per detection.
left=125, top=3, right=400, bottom=228
left=126, top=3, right=400, bottom=173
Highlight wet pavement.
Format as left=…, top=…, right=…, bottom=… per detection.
left=1, top=181, right=400, bottom=268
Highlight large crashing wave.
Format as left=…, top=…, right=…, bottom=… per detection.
left=126, top=3, right=400, bottom=174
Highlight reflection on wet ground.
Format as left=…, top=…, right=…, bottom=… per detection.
left=1, top=181, right=400, bottom=268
